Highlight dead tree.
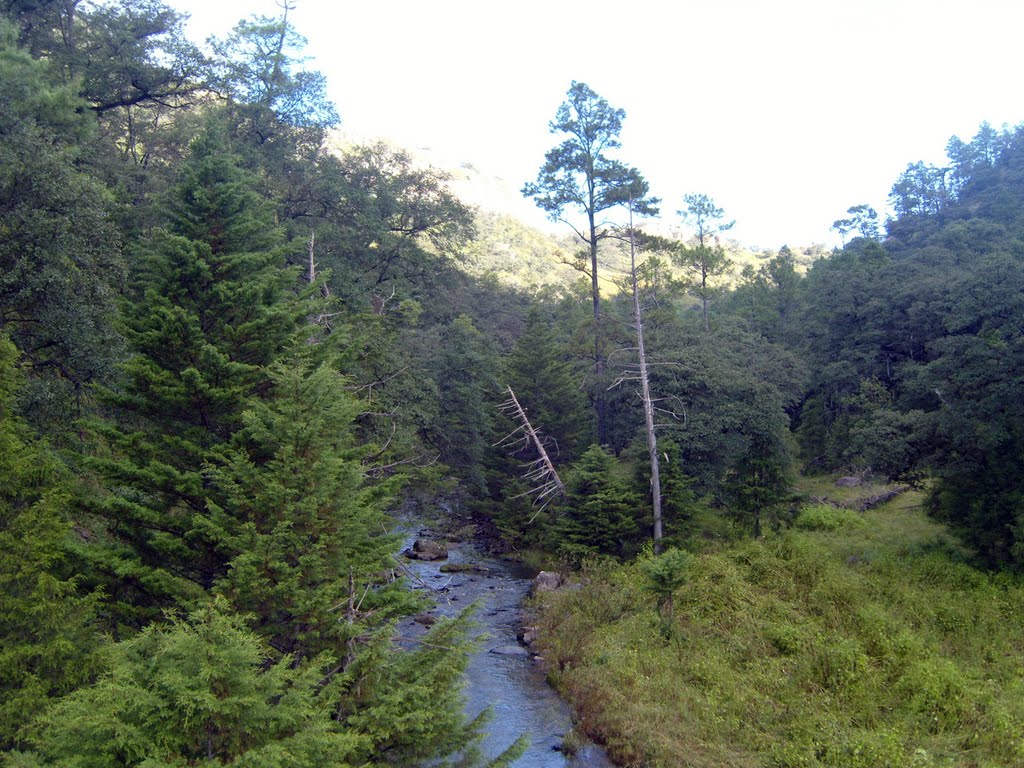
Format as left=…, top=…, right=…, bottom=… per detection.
left=625, top=201, right=664, bottom=553
left=306, top=229, right=340, bottom=335
left=495, top=386, right=566, bottom=517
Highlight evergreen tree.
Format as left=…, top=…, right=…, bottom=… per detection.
left=81, top=126, right=305, bottom=625
left=557, top=445, right=641, bottom=559
left=505, top=305, right=588, bottom=461
left=426, top=314, right=500, bottom=494
left=648, top=437, right=705, bottom=544
left=675, top=193, right=734, bottom=334
left=0, top=336, right=97, bottom=750
left=205, top=358, right=405, bottom=659
left=11, top=600, right=367, bottom=768
left=523, top=81, right=658, bottom=444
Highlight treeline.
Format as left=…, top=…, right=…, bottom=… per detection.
left=0, top=1, right=529, bottom=763
left=475, top=84, right=1024, bottom=576
left=3, top=0, right=1023, bottom=761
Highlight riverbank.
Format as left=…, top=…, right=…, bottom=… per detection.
left=397, top=520, right=614, bottom=767
left=528, top=484, right=1024, bottom=768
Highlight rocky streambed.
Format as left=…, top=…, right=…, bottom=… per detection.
left=399, top=531, right=613, bottom=767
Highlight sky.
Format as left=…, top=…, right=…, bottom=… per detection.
left=167, top=0, right=1024, bottom=249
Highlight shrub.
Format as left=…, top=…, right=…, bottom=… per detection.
left=795, top=503, right=866, bottom=532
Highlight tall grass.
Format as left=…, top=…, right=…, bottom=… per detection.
left=534, top=487, right=1024, bottom=768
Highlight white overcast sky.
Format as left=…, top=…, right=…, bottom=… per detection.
left=167, top=0, right=1024, bottom=249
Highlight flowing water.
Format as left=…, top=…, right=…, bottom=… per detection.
left=399, top=532, right=614, bottom=767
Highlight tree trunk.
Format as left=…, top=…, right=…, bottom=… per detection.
left=629, top=206, right=663, bottom=553
left=589, top=208, right=607, bottom=445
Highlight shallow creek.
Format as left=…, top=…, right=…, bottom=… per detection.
left=398, top=531, right=614, bottom=767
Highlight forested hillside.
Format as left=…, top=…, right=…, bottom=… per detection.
left=1, top=2, right=1023, bottom=767
left=0, top=2, right=526, bottom=763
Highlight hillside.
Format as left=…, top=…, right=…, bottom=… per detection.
left=533, top=480, right=1024, bottom=768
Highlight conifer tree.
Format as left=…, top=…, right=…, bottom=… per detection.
left=523, top=81, right=658, bottom=444
left=0, top=337, right=97, bottom=749
left=81, top=125, right=305, bottom=624
left=205, top=358, right=405, bottom=659
left=557, top=445, right=641, bottom=559
left=12, top=600, right=367, bottom=767
left=428, top=314, right=500, bottom=494
left=505, top=305, right=588, bottom=461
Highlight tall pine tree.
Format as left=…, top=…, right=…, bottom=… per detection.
left=80, top=125, right=305, bottom=626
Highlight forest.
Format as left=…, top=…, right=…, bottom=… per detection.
left=1, top=1, right=1022, bottom=767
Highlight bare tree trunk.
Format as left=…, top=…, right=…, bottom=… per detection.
left=496, top=387, right=566, bottom=509
left=588, top=207, right=607, bottom=445
left=628, top=204, right=663, bottom=553
left=307, top=229, right=317, bottom=283
left=701, top=267, right=710, bottom=335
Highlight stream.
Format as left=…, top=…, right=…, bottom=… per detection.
left=398, top=530, right=614, bottom=767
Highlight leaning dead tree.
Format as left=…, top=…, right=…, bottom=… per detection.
left=495, top=386, right=566, bottom=516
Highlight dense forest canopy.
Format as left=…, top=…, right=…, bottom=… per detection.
left=1, top=1, right=1023, bottom=766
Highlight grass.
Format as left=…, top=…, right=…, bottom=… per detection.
left=533, top=477, right=1024, bottom=768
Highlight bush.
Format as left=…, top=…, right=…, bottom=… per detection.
left=795, top=503, right=866, bottom=531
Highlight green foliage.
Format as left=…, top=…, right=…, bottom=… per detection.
left=675, top=192, right=735, bottom=333
left=794, top=503, right=865, bottom=532
left=0, top=337, right=98, bottom=749
left=463, top=211, right=577, bottom=289
left=212, top=9, right=338, bottom=138
left=639, top=547, right=692, bottom=629
left=80, top=128, right=305, bottom=623
left=504, top=305, right=588, bottom=461
left=522, top=81, right=658, bottom=226
left=10, top=0, right=1024, bottom=760
left=14, top=599, right=367, bottom=768
left=832, top=203, right=880, bottom=242
left=340, top=609, right=500, bottom=766
left=790, top=123, right=1024, bottom=568
left=534, top=496, right=1024, bottom=767
left=0, top=18, right=124, bottom=429
left=317, top=142, right=475, bottom=304
left=555, top=445, right=641, bottom=560
left=638, top=322, right=801, bottom=503
left=655, top=438, right=708, bottom=541
left=523, top=80, right=658, bottom=444
left=205, top=358, right=401, bottom=658
left=426, top=314, right=501, bottom=494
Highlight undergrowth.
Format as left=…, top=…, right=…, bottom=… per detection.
left=534, top=482, right=1024, bottom=768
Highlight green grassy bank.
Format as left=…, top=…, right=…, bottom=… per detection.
left=533, top=484, right=1024, bottom=767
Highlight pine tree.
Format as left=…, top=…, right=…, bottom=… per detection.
left=80, top=126, right=306, bottom=625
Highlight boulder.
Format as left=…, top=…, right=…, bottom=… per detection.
left=531, top=571, right=564, bottom=594
left=835, top=476, right=862, bottom=487
left=411, top=538, right=448, bottom=561
left=518, top=625, right=540, bottom=646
